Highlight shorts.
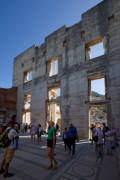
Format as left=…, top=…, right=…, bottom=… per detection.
left=37, top=133, right=41, bottom=138
left=3, top=148, right=15, bottom=164
left=47, top=139, right=53, bottom=148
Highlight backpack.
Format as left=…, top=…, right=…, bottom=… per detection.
left=0, top=128, right=11, bottom=148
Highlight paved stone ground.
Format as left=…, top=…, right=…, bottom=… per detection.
left=0, top=135, right=119, bottom=180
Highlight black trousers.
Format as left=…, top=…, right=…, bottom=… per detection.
left=68, top=138, right=76, bottom=155
left=63, top=139, right=69, bottom=151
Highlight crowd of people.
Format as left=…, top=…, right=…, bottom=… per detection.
left=90, top=123, right=119, bottom=158
left=0, top=118, right=79, bottom=177
left=0, top=117, right=119, bottom=178
left=20, top=123, right=43, bottom=143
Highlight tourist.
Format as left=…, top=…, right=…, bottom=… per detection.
left=28, top=123, right=32, bottom=134
left=105, top=127, right=113, bottom=155
left=92, top=125, right=99, bottom=153
left=47, top=121, right=57, bottom=169
left=55, top=123, right=59, bottom=135
left=111, top=127, right=117, bottom=149
left=67, top=123, right=78, bottom=155
left=63, top=128, right=69, bottom=151
left=102, top=123, right=109, bottom=144
left=95, top=127, right=104, bottom=158
left=24, top=123, right=28, bottom=134
left=36, top=124, right=42, bottom=144
left=90, top=124, right=95, bottom=144
left=105, top=127, right=117, bottom=156
left=14, top=123, right=19, bottom=149
left=21, top=124, right=25, bottom=134
left=0, top=116, right=19, bottom=178
left=30, top=125, right=36, bottom=141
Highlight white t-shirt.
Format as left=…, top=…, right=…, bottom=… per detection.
left=31, top=126, right=36, bottom=134
left=94, top=130, right=103, bottom=144
left=105, top=131, right=110, bottom=142
left=8, top=128, right=18, bottom=149
left=38, top=127, right=42, bottom=134
left=97, top=131, right=104, bottom=144
left=93, top=128, right=99, bottom=137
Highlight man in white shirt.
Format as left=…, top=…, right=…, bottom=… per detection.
left=0, top=116, right=19, bottom=178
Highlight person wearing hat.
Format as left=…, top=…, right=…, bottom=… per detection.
left=0, top=115, right=19, bottom=178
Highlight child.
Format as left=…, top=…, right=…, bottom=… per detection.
left=63, top=128, right=69, bottom=151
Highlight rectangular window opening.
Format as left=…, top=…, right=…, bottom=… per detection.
left=24, top=69, right=32, bottom=83
left=46, top=102, right=61, bottom=134
left=86, top=38, right=105, bottom=60
left=22, top=112, right=31, bottom=125
left=89, top=105, right=107, bottom=138
left=89, top=77, right=106, bottom=102
left=24, top=94, right=31, bottom=110
left=47, top=58, right=58, bottom=77
left=48, top=87, right=61, bottom=100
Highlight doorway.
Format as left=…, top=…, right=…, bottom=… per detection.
left=22, top=112, right=31, bottom=125
left=46, top=102, right=61, bottom=134
left=89, top=105, right=107, bottom=138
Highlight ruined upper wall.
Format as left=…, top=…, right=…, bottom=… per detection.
left=12, top=0, right=120, bottom=86
left=81, top=0, right=120, bottom=43
left=13, top=46, right=36, bottom=86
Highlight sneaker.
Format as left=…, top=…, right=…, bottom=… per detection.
left=3, top=173, right=14, bottom=178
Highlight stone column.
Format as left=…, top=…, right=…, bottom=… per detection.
left=54, top=60, right=56, bottom=75
left=86, top=47, right=91, bottom=60
left=103, top=34, right=109, bottom=55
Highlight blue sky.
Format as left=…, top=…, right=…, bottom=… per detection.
left=91, top=78, right=105, bottom=95
left=0, top=0, right=103, bottom=89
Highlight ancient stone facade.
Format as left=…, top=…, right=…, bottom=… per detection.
left=13, top=0, right=120, bottom=138
left=0, top=87, right=17, bottom=124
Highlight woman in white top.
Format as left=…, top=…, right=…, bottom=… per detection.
left=105, top=129, right=113, bottom=155
left=95, top=127, right=104, bottom=158
left=30, top=125, right=36, bottom=141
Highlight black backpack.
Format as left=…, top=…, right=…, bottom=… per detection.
left=0, top=128, right=11, bottom=148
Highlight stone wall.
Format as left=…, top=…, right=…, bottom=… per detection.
left=0, top=87, right=17, bottom=123
left=13, top=0, right=120, bottom=138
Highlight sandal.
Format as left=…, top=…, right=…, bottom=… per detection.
left=48, top=164, right=53, bottom=169
left=54, top=161, right=57, bottom=169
